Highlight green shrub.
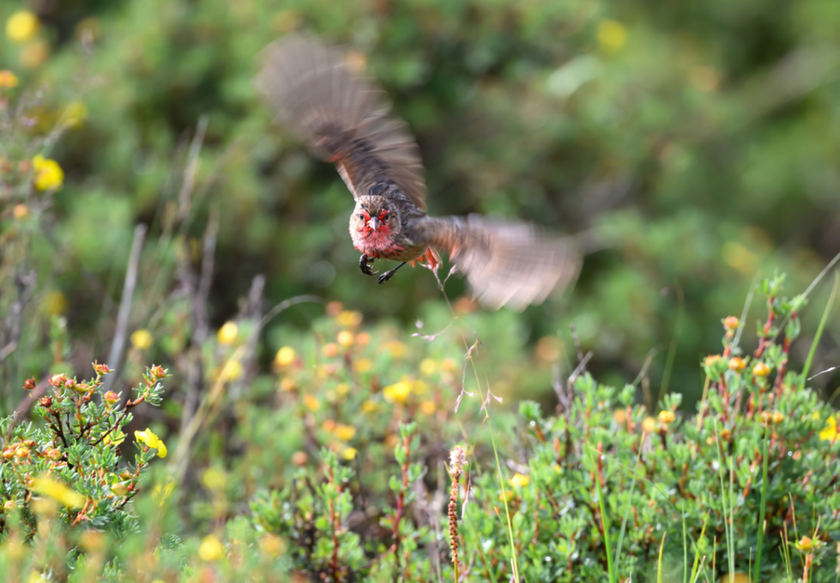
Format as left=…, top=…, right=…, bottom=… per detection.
left=0, top=364, right=167, bottom=539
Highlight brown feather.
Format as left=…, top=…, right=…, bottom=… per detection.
left=411, top=216, right=581, bottom=311
left=254, top=35, right=428, bottom=209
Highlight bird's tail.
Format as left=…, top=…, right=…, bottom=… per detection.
left=414, top=216, right=581, bottom=311
left=254, top=35, right=426, bottom=208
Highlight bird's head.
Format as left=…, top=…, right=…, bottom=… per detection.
left=352, top=196, right=400, bottom=237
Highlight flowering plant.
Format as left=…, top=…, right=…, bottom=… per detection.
left=0, top=364, right=168, bottom=538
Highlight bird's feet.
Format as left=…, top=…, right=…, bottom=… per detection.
left=359, top=255, right=378, bottom=276
left=377, top=262, right=407, bottom=284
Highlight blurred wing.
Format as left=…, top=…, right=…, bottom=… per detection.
left=254, top=35, right=427, bottom=209
left=414, top=216, right=581, bottom=311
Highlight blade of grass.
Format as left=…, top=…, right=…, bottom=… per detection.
left=589, top=447, right=616, bottom=583
left=714, top=420, right=735, bottom=576
left=657, top=282, right=684, bottom=406
left=657, top=531, right=668, bottom=583
left=689, top=514, right=709, bottom=583
left=683, top=507, right=688, bottom=583
left=435, top=282, right=520, bottom=582
left=802, top=272, right=838, bottom=380
left=614, top=434, right=644, bottom=570
left=728, top=455, right=736, bottom=576
left=752, top=424, right=771, bottom=583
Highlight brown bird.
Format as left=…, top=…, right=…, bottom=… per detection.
left=254, top=36, right=580, bottom=310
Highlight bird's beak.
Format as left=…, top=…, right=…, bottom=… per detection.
left=367, top=217, right=382, bottom=231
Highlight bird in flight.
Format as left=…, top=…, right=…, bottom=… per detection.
left=255, top=36, right=580, bottom=310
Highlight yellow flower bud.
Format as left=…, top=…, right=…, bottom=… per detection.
left=723, top=316, right=740, bottom=331
left=659, top=410, right=676, bottom=424
left=217, top=321, right=238, bottom=345
left=275, top=346, right=296, bottom=367
left=752, top=362, right=771, bottom=377
left=510, top=473, right=530, bottom=488
left=728, top=357, right=746, bottom=372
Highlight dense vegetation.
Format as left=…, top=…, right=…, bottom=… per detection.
left=1, top=0, right=839, bottom=581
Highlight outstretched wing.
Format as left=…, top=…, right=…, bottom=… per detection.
left=413, top=215, right=581, bottom=311
left=254, top=35, right=427, bottom=209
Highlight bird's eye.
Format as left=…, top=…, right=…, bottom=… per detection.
left=359, top=213, right=365, bottom=220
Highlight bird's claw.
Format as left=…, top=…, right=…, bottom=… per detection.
left=359, top=255, right=378, bottom=276
left=378, top=270, right=396, bottom=284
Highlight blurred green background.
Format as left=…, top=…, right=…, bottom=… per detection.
left=3, top=0, right=840, bottom=409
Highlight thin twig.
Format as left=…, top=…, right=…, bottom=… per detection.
left=106, top=224, right=147, bottom=396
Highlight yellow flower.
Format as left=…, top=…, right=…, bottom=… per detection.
left=258, top=534, right=286, bottom=558
left=130, top=329, right=153, bottom=350
left=819, top=416, right=837, bottom=441
left=32, top=154, right=64, bottom=191
left=60, top=101, right=88, bottom=128
left=420, top=400, right=436, bottom=415
left=510, top=473, right=530, bottom=488
left=30, top=475, right=85, bottom=509
left=102, top=429, right=125, bottom=447
left=135, top=428, right=167, bottom=458
left=335, top=383, right=349, bottom=397
left=21, top=39, right=50, bottom=69
left=795, top=536, right=814, bottom=553
left=217, top=321, right=238, bottom=345
left=279, top=378, right=297, bottom=392
left=353, top=358, right=373, bottom=373
left=333, top=423, right=356, bottom=441
left=720, top=574, right=750, bottom=583
left=275, top=346, right=296, bottom=367
left=303, top=394, right=320, bottom=412
left=0, top=70, right=19, bottom=88
left=337, top=330, right=354, bottom=347
left=613, top=409, right=627, bottom=425
left=419, top=358, right=437, bottom=376
left=13, top=204, right=28, bottom=219
left=323, top=343, right=339, bottom=358
left=597, top=19, right=627, bottom=53
left=641, top=416, right=656, bottom=433
left=723, top=316, right=740, bottom=331
left=202, top=467, right=227, bottom=492
left=535, top=335, right=563, bottom=363
left=659, top=410, right=676, bottom=425
left=342, top=447, right=358, bottom=461
left=383, top=380, right=412, bottom=404
left=361, top=400, right=378, bottom=413
left=198, top=535, right=224, bottom=561
left=382, top=341, right=407, bottom=359
left=336, top=310, right=363, bottom=328
left=412, top=379, right=428, bottom=395
left=219, top=358, right=243, bottom=382
left=6, top=11, right=39, bottom=43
